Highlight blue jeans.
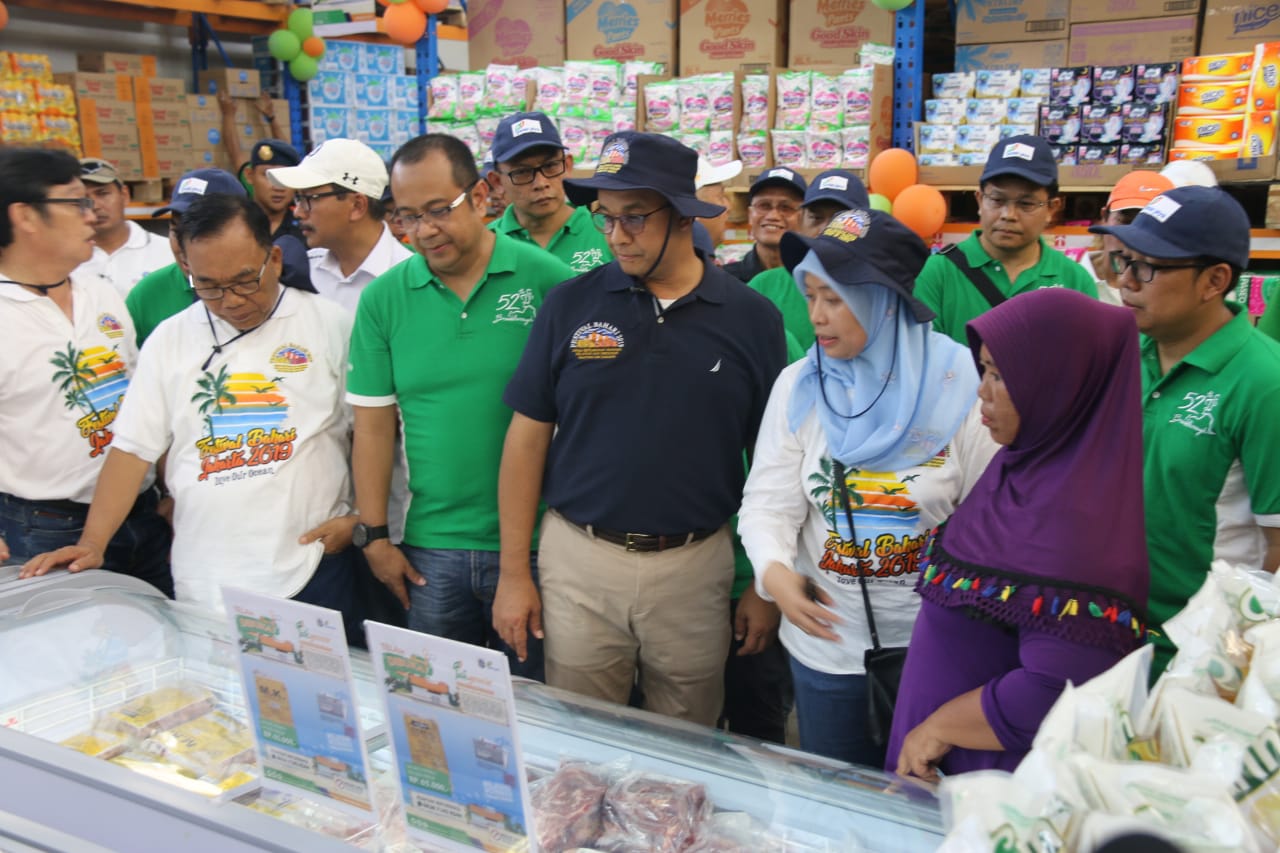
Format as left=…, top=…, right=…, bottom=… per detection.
left=402, top=546, right=544, bottom=682
left=790, top=657, right=883, bottom=768
left=295, top=547, right=367, bottom=650
left=0, top=490, right=174, bottom=598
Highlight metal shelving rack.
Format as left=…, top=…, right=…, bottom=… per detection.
left=893, top=0, right=927, bottom=152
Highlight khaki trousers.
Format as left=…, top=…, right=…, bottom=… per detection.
left=538, top=510, right=734, bottom=726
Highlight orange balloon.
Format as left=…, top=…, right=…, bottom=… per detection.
left=383, top=2, right=427, bottom=43
left=0, top=1, right=9, bottom=31
left=414, top=0, right=449, bottom=12
left=892, top=184, right=947, bottom=240
left=868, top=148, right=919, bottom=202
left=302, top=36, right=325, bottom=58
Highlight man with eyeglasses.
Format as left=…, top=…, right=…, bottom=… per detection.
left=268, top=139, right=412, bottom=315
left=493, top=131, right=787, bottom=725
left=0, top=147, right=171, bottom=595
left=1091, top=185, right=1280, bottom=675
left=487, top=111, right=613, bottom=274
left=722, top=167, right=808, bottom=283
left=73, top=157, right=175, bottom=299
left=914, top=135, right=1097, bottom=344
left=22, top=193, right=371, bottom=643
left=346, top=134, right=572, bottom=674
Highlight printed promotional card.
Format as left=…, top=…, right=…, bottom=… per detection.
left=365, top=622, right=536, bottom=853
left=222, top=588, right=375, bottom=820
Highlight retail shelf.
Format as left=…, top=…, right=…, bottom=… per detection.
left=7, top=0, right=287, bottom=34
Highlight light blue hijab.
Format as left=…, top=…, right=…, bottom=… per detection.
left=787, top=251, right=979, bottom=470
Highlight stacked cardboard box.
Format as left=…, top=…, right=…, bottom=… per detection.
left=468, top=0, right=565, bottom=69
left=0, top=52, right=80, bottom=153
left=679, top=0, right=786, bottom=75
left=954, top=0, right=1069, bottom=76
left=566, top=0, right=677, bottom=70
left=136, top=75, right=191, bottom=179
left=787, top=0, right=894, bottom=72
left=917, top=68, right=1052, bottom=167
left=1170, top=43, right=1280, bottom=162
left=55, top=70, right=141, bottom=178
left=1201, top=0, right=1280, bottom=54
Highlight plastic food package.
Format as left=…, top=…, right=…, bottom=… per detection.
left=939, top=751, right=1077, bottom=853
left=685, top=812, right=788, bottom=853
left=774, top=71, right=812, bottom=131
left=740, top=75, right=770, bottom=133
left=1237, top=619, right=1280, bottom=718
left=810, top=73, right=843, bottom=130
left=807, top=130, right=842, bottom=169
left=104, top=685, right=217, bottom=739
left=61, top=728, right=130, bottom=760
left=237, top=787, right=378, bottom=845
left=840, top=68, right=874, bottom=124
left=706, top=73, right=736, bottom=132
left=533, top=67, right=566, bottom=115
left=1034, top=645, right=1154, bottom=764
left=597, top=772, right=712, bottom=853
left=644, top=80, right=680, bottom=134
left=678, top=78, right=712, bottom=134
left=771, top=130, right=807, bottom=169
left=531, top=762, right=611, bottom=852
left=110, top=749, right=256, bottom=798
left=428, top=74, right=460, bottom=120
left=737, top=132, right=769, bottom=168
left=143, top=710, right=256, bottom=781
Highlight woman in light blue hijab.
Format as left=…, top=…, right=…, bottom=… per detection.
left=738, top=209, right=993, bottom=768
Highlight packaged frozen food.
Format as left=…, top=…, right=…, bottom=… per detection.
left=531, top=762, right=611, bottom=852
left=597, top=772, right=712, bottom=853
left=104, top=685, right=216, bottom=739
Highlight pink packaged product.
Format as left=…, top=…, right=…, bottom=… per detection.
left=1122, top=102, right=1168, bottom=144
left=1092, top=65, right=1136, bottom=105
left=1050, top=66, right=1092, bottom=106
left=1048, top=144, right=1078, bottom=165
left=1120, top=142, right=1165, bottom=165
left=1135, top=63, right=1180, bottom=105
left=737, top=132, right=769, bottom=168
left=1083, top=103, right=1125, bottom=144
left=1039, top=104, right=1082, bottom=144
left=1078, top=143, right=1121, bottom=165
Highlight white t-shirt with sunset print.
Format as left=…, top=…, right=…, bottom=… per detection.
left=112, top=286, right=353, bottom=607
left=739, top=360, right=998, bottom=676
left=0, top=274, right=139, bottom=504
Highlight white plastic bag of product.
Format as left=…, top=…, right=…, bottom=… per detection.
left=678, top=77, right=712, bottom=134
left=1237, top=619, right=1280, bottom=718
left=1033, top=644, right=1153, bottom=763
left=643, top=80, right=680, bottom=133
left=740, top=74, right=770, bottom=133
left=533, top=67, right=565, bottom=114
left=810, top=72, right=842, bottom=130
left=1150, top=686, right=1271, bottom=772
left=939, top=751, right=1076, bottom=852
left=807, top=130, right=842, bottom=169
left=706, top=73, right=736, bottom=132
left=771, top=130, right=807, bottom=169
left=737, top=132, right=768, bottom=168
left=427, top=74, right=460, bottom=120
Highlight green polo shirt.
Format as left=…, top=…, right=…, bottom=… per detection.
left=1143, top=305, right=1280, bottom=671
left=347, top=233, right=574, bottom=550
left=125, top=262, right=193, bottom=347
left=489, top=203, right=612, bottom=274
left=746, top=267, right=815, bottom=350
left=915, top=232, right=1099, bottom=343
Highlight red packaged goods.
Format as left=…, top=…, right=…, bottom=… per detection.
left=531, top=762, right=610, bottom=852
left=598, top=772, right=713, bottom=853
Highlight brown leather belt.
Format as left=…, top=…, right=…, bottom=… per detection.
left=571, top=520, right=717, bottom=553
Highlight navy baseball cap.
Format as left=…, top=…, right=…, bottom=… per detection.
left=250, top=139, right=301, bottom=168
left=781, top=209, right=935, bottom=323
left=491, top=111, right=567, bottom=164
left=748, top=166, right=808, bottom=201
left=981, top=135, right=1058, bottom=187
left=564, top=131, right=724, bottom=219
left=803, top=169, right=870, bottom=210
left=1090, top=185, right=1250, bottom=270
left=154, top=168, right=245, bottom=217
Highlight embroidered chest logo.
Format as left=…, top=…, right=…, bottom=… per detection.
left=97, top=313, right=125, bottom=340
left=493, top=289, right=537, bottom=325
left=270, top=344, right=312, bottom=374
left=51, top=342, right=129, bottom=458
left=569, top=322, right=624, bottom=360
left=192, top=365, right=297, bottom=484
left=569, top=248, right=606, bottom=272
left=1171, top=390, right=1219, bottom=436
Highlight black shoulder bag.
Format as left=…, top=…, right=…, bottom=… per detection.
left=940, top=244, right=1007, bottom=308
left=833, top=460, right=910, bottom=753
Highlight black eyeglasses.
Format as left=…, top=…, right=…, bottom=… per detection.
left=591, top=205, right=671, bottom=236
left=37, top=197, right=94, bottom=213
left=294, top=189, right=348, bottom=212
left=391, top=181, right=478, bottom=230
left=1108, top=252, right=1208, bottom=284
left=189, top=253, right=271, bottom=301
left=980, top=192, right=1049, bottom=215
left=499, top=158, right=567, bottom=185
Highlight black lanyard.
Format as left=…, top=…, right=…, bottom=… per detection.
left=0, top=278, right=68, bottom=295
left=200, top=288, right=287, bottom=371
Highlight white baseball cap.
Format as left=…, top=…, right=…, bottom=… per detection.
left=267, top=138, right=389, bottom=198
left=1160, top=160, right=1218, bottom=189
left=695, top=157, right=743, bottom=189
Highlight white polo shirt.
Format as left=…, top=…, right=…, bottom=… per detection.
left=112, top=286, right=354, bottom=608
left=75, top=221, right=176, bottom=299
left=0, top=275, right=139, bottom=503
left=308, top=223, right=412, bottom=315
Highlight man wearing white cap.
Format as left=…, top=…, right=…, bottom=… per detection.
left=1160, top=160, right=1218, bottom=189
left=269, top=138, right=412, bottom=316
left=695, top=157, right=742, bottom=253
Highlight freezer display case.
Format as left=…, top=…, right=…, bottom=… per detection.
left=0, top=571, right=943, bottom=851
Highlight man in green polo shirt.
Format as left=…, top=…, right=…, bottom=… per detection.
left=347, top=134, right=573, bottom=679
left=1093, top=185, right=1280, bottom=674
left=915, top=135, right=1097, bottom=343
left=486, top=111, right=612, bottom=274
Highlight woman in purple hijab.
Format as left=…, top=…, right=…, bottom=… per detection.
left=889, top=288, right=1150, bottom=781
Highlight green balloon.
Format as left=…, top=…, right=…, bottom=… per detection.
left=289, top=53, right=320, bottom=83
left=872, top=0, right=914, bottom=9
left=869, top=193, right=893, bottom=212
left=287, top=7, right=314, bottom=40
left=268, top=29, right=302, bottom=62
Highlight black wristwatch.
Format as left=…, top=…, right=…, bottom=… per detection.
left=352, top=522, right=390, bottom=548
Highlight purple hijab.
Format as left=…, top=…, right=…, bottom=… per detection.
left=918, top=289, right=1150, bottom=654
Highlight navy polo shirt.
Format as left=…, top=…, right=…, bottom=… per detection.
left=504, top=258, right=787, bottom=534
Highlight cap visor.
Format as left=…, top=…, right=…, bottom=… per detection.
left=980, top=165, right=1053, bottom=186
left=494, top=138, right=567, bottom=164
left=1089, top=222, right=1198, bottom=260
left=803, top=190, right=866, bottom=209
left=564, top=175, right=725, bottom=218
left=152, top=204, right=178, bottom=218
left=750, top=177, right=803, bottom=199
left=266, top=163, right=330, bottom=190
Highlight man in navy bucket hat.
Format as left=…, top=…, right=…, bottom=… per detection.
left=494, top=131, right=788, bottom=726
left=1090, top=185, right=1280, bottom=677
left=913, top=134, right=1097, bottom=344
left=488, top=111, right=612, bottom=273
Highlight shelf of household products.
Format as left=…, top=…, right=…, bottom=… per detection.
left=0, top=568, right=942, bottom=851
left=4, top=0, right=289, bottom=35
